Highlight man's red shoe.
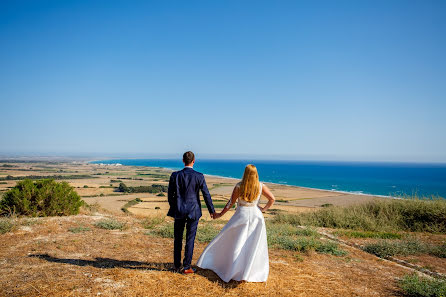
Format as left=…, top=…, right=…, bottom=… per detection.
left=182, top=268, right=196, bottom=274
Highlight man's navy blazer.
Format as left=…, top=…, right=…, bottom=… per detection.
left=167, top=167, right=215, bottom=220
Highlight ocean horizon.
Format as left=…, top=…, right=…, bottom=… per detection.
left=91, top=159, right=446, bottom=199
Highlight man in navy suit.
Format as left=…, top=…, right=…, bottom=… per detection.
left=167, top=151, right=216, bottom=274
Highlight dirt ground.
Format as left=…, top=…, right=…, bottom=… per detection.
left=0, top=213, right=415, bottom=297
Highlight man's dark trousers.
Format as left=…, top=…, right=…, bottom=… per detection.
left=174, top=217, right=199, bottom=270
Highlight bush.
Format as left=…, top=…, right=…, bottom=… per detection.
left=149, top=222, right=220, bottom=243
left=399, top=274, right=446, bottom=297
left=118, top=182, right=129, bottom=193
left=267, top=223, right=318, bottom=243
left=430, top=244, right=446, bottom=258
left=141, top=216, right=165, bottom=229
left=273, top=197, right=446, bottom=233
left=196, top=224, right=220, bottom=242
left=121, top=198, right=142, bottom=213
left=117, top=182, right=168, bottom=194
left=0, top=179, right=83, bottom=217
left=68, top=226, right=91, bottom=233
left=266, top=222, right=346, bottom=256
left=334, top=230, right=402, bottom=239
left=94, top=219, right=125, bottom=230
left=363, top=238, right=434, bottom=258
left=315, top=241, right=348, bottom=256
left=0, top=218, right=14, bottom=234
left=275, top=236, right=319, bottom=252
left=152, top=223, right=175, bottom=238
left=267, top=223, right=301, bottom=240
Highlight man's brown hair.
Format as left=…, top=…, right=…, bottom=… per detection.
left=183, top=151, right=195, bottom=165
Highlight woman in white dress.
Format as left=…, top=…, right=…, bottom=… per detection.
left=197, top=164, right=276, bottom=282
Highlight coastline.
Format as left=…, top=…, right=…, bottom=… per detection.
left=89, top=160, right=390, bottom=199
left=0, top=159, right=382, bottom=216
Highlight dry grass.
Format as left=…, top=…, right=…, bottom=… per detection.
left=0, top=212, right=416, bottom=297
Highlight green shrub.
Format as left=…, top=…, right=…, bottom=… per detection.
left=150, top=222, right=220, bottom=242
left=277, top=236, right=319, bottom=252
left=295, top=227, right=319, bottom=237
left=118, top=182, right=129, bottom=193
left=196, top=224, right=220, bottom=242
left=121, top=198, right=142, bottom=213
left=335, top=230, right=402, bottom=239
left=430, top=244, right=446, bottom=258
left=20, top=218, right=40, bottom=226
left=364, top=239, right=446, bottom=259
left=0, top=179, right=83, bottom=217
left=275, top=199, right=288, bottom=203
left=267, top=223, right=318, bottom=243
left=274, top=197, right=446, bottom=233
left=68, top=226, right=91, bottom=233
left=266, top=224, right=346, bottom=256
left=399, top=273, right=446, bottom=297
left=94, top=219, right=125, bottom=230
left=117, top=183, right=167, bottom=194
left=141, top=216, right=165, bottom=229
left=363, top=239, right=427, bottom=258
left=267, top=223, right=300, bottom=240
left=152, top=223, right=175, bottom=238
left=315, top=241, right=348, bottom=256
left=0, top=218, right=14, bottom=234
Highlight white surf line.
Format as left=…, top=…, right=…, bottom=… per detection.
left=297, top=225, right=446, bottom=280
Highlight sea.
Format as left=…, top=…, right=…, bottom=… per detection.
left=91, top=159, right=446, bottom=199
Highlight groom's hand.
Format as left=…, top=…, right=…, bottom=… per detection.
left=210, top=212, right=216, bottom=219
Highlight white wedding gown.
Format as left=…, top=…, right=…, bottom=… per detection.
left=197, top=183, right=269, bottom=282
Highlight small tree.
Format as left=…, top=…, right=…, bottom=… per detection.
left=0, top=179, right=83, bottom=217
left=118, top=182, right=130, bottom=193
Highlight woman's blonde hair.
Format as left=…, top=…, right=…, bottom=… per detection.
left=239, top=164, right=260, bottom=202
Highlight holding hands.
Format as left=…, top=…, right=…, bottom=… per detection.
left=211, top=212, right=222, bottom=220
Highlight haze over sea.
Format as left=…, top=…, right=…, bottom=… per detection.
left=92, top=159, right=446, bottom=199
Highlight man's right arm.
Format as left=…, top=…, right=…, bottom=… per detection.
left=200, top=175, right=215, bottom=217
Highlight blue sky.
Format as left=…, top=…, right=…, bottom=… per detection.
left=1, top=0, right=445, bottom=162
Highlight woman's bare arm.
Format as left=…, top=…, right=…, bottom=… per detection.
left=259, top=184, right=275, bottom=213
left=214, top=185, right=239, bottom=219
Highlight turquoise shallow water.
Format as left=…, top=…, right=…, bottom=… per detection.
left=91, top=159, right=446, bottom=198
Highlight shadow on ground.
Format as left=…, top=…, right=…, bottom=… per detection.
left=29, top=254, right=172, bottom=271
left=29, top=253, right=241, bottom=289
